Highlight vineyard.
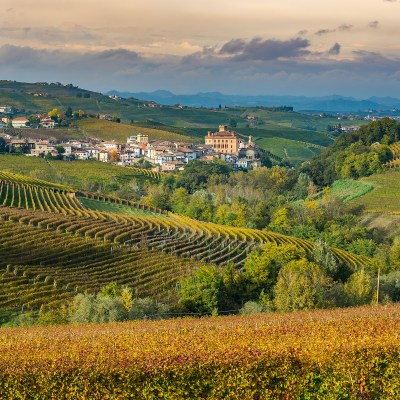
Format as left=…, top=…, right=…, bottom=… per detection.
left=0, top=169, right=371, bottom=312
left=385, top=141, right=400, bottom=168
left=349, top=169, right=400, bottom=213
left=1, top=304, right=400, bottom=398
left=0, top=154, right=163, bottom=193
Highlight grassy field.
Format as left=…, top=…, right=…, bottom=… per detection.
left=76, top=118, right=193, bottom=143
left=257, top=137, right=318, bottom=164
left=361, top=213, right=400, bottom=238
left=1, top=304, right=399, bottom=398
left=329, top=179, right=374, bottom=203
left=349, top=169, right=400, bottom=213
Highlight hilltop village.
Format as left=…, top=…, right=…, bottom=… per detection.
left=0, top=113, right=263, bottom=171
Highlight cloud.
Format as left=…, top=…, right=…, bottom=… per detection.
left=315, top=28, right=336, bottom=36
left=368, top=20, right=379, bottom=28
left=328, top=43, right=341, bottom=55
left=1, top=42, right=400, bottom=97
left=219, top=37, right=311, bottom=61
left=338, top=24, right=353, bottom=31
left=219, top=39, right=246, bottom=55
left=298, top=30, right=308, bottom=36
left=0, top=25, right=100, bottom=46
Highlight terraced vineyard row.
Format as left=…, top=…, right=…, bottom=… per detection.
left=0, top=219, right=208, bottom=310
left=385, top=141, right=400, bottom=168
left=0, top=182, right=88, bottom=215
left=0, top=170, right=70, bottom=190
left=123, top=166, right=166, bottom=180
left=0, top=170, right=371, bottom=270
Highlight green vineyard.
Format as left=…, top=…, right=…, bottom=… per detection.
left=0, top=170, right=371, bottom=311
left=385, top=141, right=400, bottom=168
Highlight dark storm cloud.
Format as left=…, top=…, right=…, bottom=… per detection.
left=368, top=20, right=379, bottom=28
left=328, top=43, right=341, bottom=55
left=219, top=37, right=311, bottom=61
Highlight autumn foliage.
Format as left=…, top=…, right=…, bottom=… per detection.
left=1, top=304, right=400, bottom=398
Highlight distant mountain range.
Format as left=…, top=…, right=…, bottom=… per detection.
left=106, top=90, right=400, bottom=112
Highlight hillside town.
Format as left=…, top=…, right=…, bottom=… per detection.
left=0, top=114, right=264, bottom=171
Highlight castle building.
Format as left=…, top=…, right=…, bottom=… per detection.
left=205, top=125, right=242, bottom=155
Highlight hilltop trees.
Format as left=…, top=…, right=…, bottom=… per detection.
left=304, top=118, right=398, bottom=186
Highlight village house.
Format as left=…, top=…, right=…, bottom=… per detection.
left=99, top=114, right=113, bottom=121
left=8, top=139, right=36, bottom=152
left=59, top=144, right=72, bottom=156
left=162, top=160, right=185, bottom=172
left=176, top=146, right=199, bottom=163
left=97, top=150, right=110, bottom=162
left=73, top=150, right=91, bottom=160
left=0, top=106, right=13, bottom=114
left=40, top=116, right=56, bottom=129
left=86, top=147, right=99, bottom=158
left=125, top=143, right=143, bottom=154
left=102, top=141, right=119, bottom=150
left=11, top=117, right=29, bottom=128
left=120, top=149, right=142, bottom=164
left=30, top=142, right=55, bottom=157
left=136, top=133, right=149, bottom=144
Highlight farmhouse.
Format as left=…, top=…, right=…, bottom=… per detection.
left=11, top=117, right=29, bottom=128
left=40, top=117, right=56, bottom=129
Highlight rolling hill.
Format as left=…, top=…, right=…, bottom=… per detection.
left=0, top=80, right=358, bottom=163
left=0, top=167, right=370, bottom=319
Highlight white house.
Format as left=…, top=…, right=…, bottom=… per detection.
left=120, top=150, right=141, bottom=164
left=73, top=150, right=91, bottom=160
left=0, top=106, right=12, bottom=114
left=40, top=117, right=56, bottom=129
left=12, top=117, right=29, bottom=128
left=97, top=150, right=110, bottom=162
left=102, top=141, right=118, bottom=150
left=162, top=161, right=185, bottom=172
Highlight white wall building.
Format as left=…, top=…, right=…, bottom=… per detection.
left=12, top=117, right=29, bottom=128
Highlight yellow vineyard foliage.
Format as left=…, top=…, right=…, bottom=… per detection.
left=1, top=304, right=400, bottom=398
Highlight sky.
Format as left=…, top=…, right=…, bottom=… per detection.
left=1, top=0, right=400, bottom=97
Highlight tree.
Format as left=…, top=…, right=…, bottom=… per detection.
left=178, top=265, right=224, bottom=314
left=65, top=106, right=73, bottom=118
left=0, top=137, right=6, bottom=152
left=274, top=259, right=331, bottom=312
left=229, top=118, right=237, bottom=128
left=311, top=239, right=338, bottom=279
left=48, top=108, right=60, bottom=121
left=244, top=243, right=306, bottom=298
left=178, top=263, right=246, bottom=314
left=110, top=149, right=119, bottom=162
left=55, top=145, right=65, bottom=159
left=69, top=293, right=125, bottom=323
left=343, top=269, right=373, bottom=306
left=169, top=187, right=190, bottom=214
